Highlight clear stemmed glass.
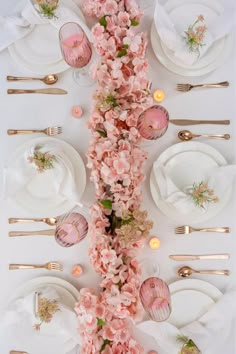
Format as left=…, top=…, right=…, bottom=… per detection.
left=59, top=22, right=93, bottom=86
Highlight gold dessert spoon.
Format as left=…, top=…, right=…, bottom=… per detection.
left=7, top=74, right=58, bottom=85
left=178, top=130, right=230, bottom=141
left=178, top=266, right=230, bottom=277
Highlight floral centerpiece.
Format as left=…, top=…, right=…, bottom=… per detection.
left=75, top=0, right=154, bottom=352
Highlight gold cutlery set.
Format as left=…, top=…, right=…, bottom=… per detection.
left=6, top=74, right=67, bottom=94
left=170, top=225, right=230, bottom=277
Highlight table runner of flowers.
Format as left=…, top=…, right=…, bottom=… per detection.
left=75, top=0, right=154, bottom=352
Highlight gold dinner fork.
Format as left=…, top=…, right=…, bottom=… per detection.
left=9, top=262, right=63, bottom=271
left=175, top=225, right=230, bottom=235
left=7, top=126, right=62, bottom=136
left=176, top=81, right=229, bottom=92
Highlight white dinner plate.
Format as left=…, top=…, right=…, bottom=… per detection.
left=7, top=276, right=80, bottom=353
left=5, top=137, right=86, bottom=216
left=150, top=141, right=231, bottom=223
left=168, top=289, right=215, bottom=328
left=8, top=0, right=84, bottom=74
left=160, top=0, right=226, bottom=69
left=150, top=11, right=234, bottom=76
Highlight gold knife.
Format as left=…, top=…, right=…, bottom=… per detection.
left=9, top=229, right=55, bottom=237
left=7, top=88, right=67, bottom=95
left=169, top=254, right=230, bottom=261
left=170, top=119, right=230, bottom=125
left=10, top=351, right=29, bottom=354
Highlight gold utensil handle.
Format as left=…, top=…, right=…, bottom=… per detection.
left=9, top=218, right=45, bottom=224
left=7, top=129, right=42, bottom=135
left=10, top=351, right=28, bottom=354
left=195, top=81, right=229, bottom=88
left=170, top=119, right=230, bottom=125
left=198, top=254, right=230, bottom=260
left=7, top=75, right=39, bottom=81
left=7, top=89, right=36, bottom=94
left=197, top=269, right=230, bottom=275
left=201, top=134, right=230, bottom=140
left=9, top=264, right=43, bottom=270
left=9, top=229, right=55, bottom=236
left=196, top=227, right=230, bottom=233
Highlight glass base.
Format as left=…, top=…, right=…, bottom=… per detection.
left=73, top=67, right=94, bottom=87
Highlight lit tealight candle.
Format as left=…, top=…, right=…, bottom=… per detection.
left=149, top=237, right=161, bottom=250
left=153, top=89, right=165, bottom=103
left=72, top=105, right=83, bottom=118
left=71, top=264, right=83, bottom=277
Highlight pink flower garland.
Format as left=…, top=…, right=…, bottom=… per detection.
left=75, top=1, right=154, bottom=353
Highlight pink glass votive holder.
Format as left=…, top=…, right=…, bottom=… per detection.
left=137, top=105, right=169, bottom=140
left=55, top=212, right=88, bottom=247
left=140, top=277, right=171, bottom=322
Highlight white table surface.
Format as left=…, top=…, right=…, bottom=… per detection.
left=0, top=0, right=236, bottom=353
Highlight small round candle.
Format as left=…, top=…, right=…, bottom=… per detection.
left=153, top=89, right=165, bottom=103
left=148, top=351, right=158, bottom=354
left=149, top=237, right=161, bottom=250
left=71, top=264, right=83, bottom=277
left=72, top=105, right=83, bottom=118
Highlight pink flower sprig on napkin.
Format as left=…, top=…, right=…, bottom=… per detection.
left=34, top=297, right=59, bottom=331
left=34, top=0, right=59, bottom=19
left=190, top=181, right=219, bottom=208
left=184, top=15, right=207, bottom=55
left=28, top=146, right=55, bottom=173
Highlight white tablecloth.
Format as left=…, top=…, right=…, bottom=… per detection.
left=0, top=0, right=235, bottom=353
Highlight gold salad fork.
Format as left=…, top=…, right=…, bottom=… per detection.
left=176, top=81, right=229, bottom=92
left=9, top=217, right=58, bottom=226
left=7, top=126, right=62, bottom=136
left=175, top=225, right=230, bottom=235
left=9, top=262, right=63, bottom=271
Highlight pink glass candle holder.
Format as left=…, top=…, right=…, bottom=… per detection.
left=137, top=105, right=169, bottom=140
left=140, top=277, right=171, bottom=322
left=59, top=22, right=93, bottom=86
left=55, top=212, right=88, bottom=247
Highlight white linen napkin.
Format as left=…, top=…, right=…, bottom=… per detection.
left=152, top=163, right=236, bottom=215
left=137, top=289, right=236, bottom=354
left=2, top=286, right=80, bottom=353
left=0, top=0, right=92, bottom=52
left=4, top=141, right=81, bottom=205
left=154, top=0, right=235, bottom=66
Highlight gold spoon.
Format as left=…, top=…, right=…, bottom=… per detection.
left=6, top=74, right=58, bottom=85
left=178, top=266, right=230, bottom=277
left=178, top=130, right=230, bottom=141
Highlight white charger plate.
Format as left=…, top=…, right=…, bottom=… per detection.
left=160, top=0, right=225, bottom=69
left=7, top=276, right=80, bottom=353
left=168, top=279, right=222, bottom=327
left=8, top=0, right=84, bottom=74
left=5, top=137, right=86, bottom=216
left=150, top=141, right=231, bottom=223
left=150, top=13, right=234, bottom=76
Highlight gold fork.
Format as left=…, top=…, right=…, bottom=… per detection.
left=9, top=217, right=58, bottom=226
left=7, top=127, right=62, bottom=136
left=9, top=262, right=63, bottom=271
left=175, top=225, right=230, bottom=235
left=176, top=81, right=229, bottom=92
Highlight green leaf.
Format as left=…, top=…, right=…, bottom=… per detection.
left=99, top=199, right=112, bottom=209
left=117, top=48, right=127, bottom=57
left=131, top=19, right=139, bottom=26
left=123, top=44, right=129, bottom=49
left=96, top=129, right=107, bottom=137
left=99, top=16, right=107, bottom=28
left=100, top=339, right=112, bottom=352
left=97, top=318, right=106, bottom=326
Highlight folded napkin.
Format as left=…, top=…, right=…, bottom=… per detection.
left=137, top=289, right=236, bottom=354
left=152, top=163, right=236, bottom=215
left=4, top=141, right=81, bottom=205
left=2, top=286, right=80, bottom=353
left=154, top=0, right=235, bottom=66
left=0, top=0, right=92, bottom=52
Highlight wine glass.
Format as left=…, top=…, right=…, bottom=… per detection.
left=55, top=212, right=88, bottom=247
left=59, top=22, right=93, bottom=86
left=140, top=277, right=171, bottom=322
left=137, top=105, right=169, bottom=141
